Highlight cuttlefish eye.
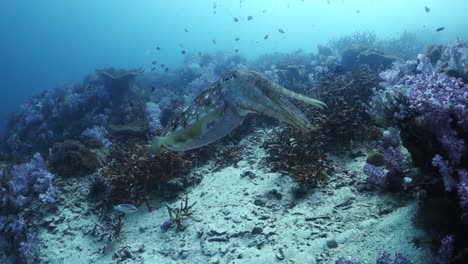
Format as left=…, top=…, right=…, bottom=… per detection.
left=222, top=73, right=237, bottom=82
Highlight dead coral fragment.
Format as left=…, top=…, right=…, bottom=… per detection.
left=165, top=196, right=196, bottom=231
left=85, top=212, right=124, bottom=254
left=48, top=140, right=99, bottom=177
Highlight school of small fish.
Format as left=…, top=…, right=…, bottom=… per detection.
left=147, top=1, right=445, bottom=74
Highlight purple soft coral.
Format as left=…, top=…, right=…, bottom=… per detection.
left=335, top=257, right=357, bottom=264
left=19, top=233, right=41, bottom=263
left=0, top=153, right=57, bottom=262
left=377, top=252, right=411, bottom=264
left=384, top=146, right=404, bottom=173
left=457, top=170, right=468, bottom=210
left=81, top=125, right=111, bottom=147
left=370, top=51, right=467, bottom=167
left=9, top=153, right=57, bottom=205
left=436, top=235, right=454, bottom=264
left=432, top=154, right=456, bottom=192
left=408, top=67, right=467, bottom=165
left=363, top=163, right=387, bottom=187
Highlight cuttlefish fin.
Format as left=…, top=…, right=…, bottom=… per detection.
left=149, top=104, right=245, bottom=154
left=148, top=136, right=164, bottom=156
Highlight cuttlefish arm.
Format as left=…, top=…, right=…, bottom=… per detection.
left=148, top=70, right=326, bottom=154
left=220, top=70, right=326, bottom=132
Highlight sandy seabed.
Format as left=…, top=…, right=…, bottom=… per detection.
left=23, top=129, right=433, bottom=264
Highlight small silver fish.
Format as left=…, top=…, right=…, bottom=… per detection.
left=113, top=204, right=138, bottom=214
left=149, top=70, right=326, bottom=154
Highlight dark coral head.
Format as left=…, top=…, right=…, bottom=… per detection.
left=48, top=140, right=99, bottom=177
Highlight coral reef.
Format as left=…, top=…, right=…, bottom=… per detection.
left=4, top=79, right=111, bottom=161
left=48, top=140, right=99, bottom=177
left=2, top=32, right=466, bottom=262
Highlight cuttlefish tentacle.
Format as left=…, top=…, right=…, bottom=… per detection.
left=149, top=70, right=326, bottom=154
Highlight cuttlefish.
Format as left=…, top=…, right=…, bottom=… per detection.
left=149, top=70, right=326, bottom=154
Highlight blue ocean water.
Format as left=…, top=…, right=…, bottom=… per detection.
left=0, top=0, right=466, bottom=132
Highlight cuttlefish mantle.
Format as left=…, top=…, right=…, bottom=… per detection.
left=149, top=70, right=326, bottom=155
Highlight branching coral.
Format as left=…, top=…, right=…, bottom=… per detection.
left=328, top=31, right=379, bottom=54
left=314, top=65, right=381, bottom=149
left=380, top=31, right=427, bottom=60
left=264, top=127, right=332, bottom=187
left=263, top=65, right=380, bottom=189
